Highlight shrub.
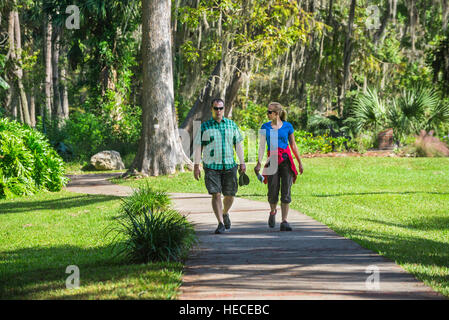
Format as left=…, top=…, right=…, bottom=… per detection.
left=64, top=112, right=106, bottom=160
left=0, top=118, right=68, bottom=199
left=348, top=86, right=449, bottom=146
left=347, top=131, right=376, bottom=153
left=242, top=128, right=352, bottom=159
left=411, top=130, right=449, bottom=157
left=442, top=134, right=449, bottom=146
left=112, top=185, right=196, bottom=263
left=233, top=101, right=268, bottom=131
left=119, top=181, right=171, bottom=216
left=294, top=130, right=342, bottom=154
left=36, top=106, right=141, bottom=162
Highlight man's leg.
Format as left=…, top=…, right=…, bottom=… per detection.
left=221, top=166, right=238, bottom=214
left=204, top=168, right=226, bottom=233
left=222, top=195, right=234, bottom=229
left=223, top=196, right=234, bottom=215
left=211, top=193, right=223, bottom=224
left=221, top=165, right=238, bottom=229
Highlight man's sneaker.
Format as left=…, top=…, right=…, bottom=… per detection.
left=215, top=222, right=226, bottom=234
left=268, top=210, right=276, bottom=228
left=280, top=221, right=292, bottom=231
left=223, top=214, right=231, bottom=229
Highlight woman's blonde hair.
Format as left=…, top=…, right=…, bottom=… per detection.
left=268, top=102, right=287, bottom=121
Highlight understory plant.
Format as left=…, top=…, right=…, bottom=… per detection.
left=119, top=181, right=171, bottom=215
left=348, top=86, right=449, bottom=146
left=294, top=130, right=350, bottom=154
left=111, top=184, right=196, bottom=263
left=0, top=118, right=67, bottom=199
left=405, top=130, right=449, bottom=157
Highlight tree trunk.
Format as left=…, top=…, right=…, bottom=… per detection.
left=373, top=0, right=392, bottom=45
left=12, top=10, right=31, bottom=125
left=443, top=0, right=449, bottom=32
left=125, top=0, right=192, bottom=177
left=224, top=56, right=245, bottom=118
left=11, top=85, right=18, bottom=119
left=6, top=10, right=15, bottom=117
left=61, top=64, right=70, bottom=119
left=52, top=25, right=63, bottom=120
left=180, top=60, right=222, bottom=140
left=409, top=0, right=416, bottom=52
left=29, top=91, right=36, bottom=127
left=180, top=51, right=246, bottom=146
left=44, top=15, right=53, bottom=121
left=59, top=39, right=70, bottom=120
left=338, top=0, right=356, bottom=117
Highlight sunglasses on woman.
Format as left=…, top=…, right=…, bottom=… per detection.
left=267, top=110, right=276, bottom=114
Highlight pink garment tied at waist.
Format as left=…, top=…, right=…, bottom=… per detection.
left=262, top=146, right=298, bottom=184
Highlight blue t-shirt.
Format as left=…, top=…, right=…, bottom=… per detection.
left=261, top=121, right=294, bottom=151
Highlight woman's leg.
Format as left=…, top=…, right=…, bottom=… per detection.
left=279, top=159, right=294, bottom=224
left=281, top=202, right=289, bottom=222
left=267, top=170, right=280, bottom=227
left=267, top=169, right=280, bottom=213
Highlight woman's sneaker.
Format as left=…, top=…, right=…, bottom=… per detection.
left=268, top=210, right=276, bottom=228
left=280, top=221, right=292, bottom=231
left=223, top=214, right=231, bottom=230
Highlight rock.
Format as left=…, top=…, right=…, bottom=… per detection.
left=90, top=150, right=125, bottom=170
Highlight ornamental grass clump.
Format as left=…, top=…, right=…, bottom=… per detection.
left=112, top=185, right=196, bottom=263
left=119, top=181, right=170, bottom=216
left=0, top=118, right=68, bottom=199
left=412, top=130, right=449, bottom=157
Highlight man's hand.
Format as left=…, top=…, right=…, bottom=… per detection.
left=254, top=162, right=261, bottom=174
left=194, top=164, right=201, bottom=181
left=239, top=163, right=246, bottom=174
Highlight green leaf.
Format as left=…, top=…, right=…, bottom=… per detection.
left=0, top=77, right=9, bottom=90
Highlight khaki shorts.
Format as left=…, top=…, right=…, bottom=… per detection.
left=204, top=165, right=238, bottom=196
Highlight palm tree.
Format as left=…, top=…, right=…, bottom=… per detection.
left=386, top=86, right=449, bottom=144
left=346, top=88, right=386, bottom=134
left=348, top=86, right=449, bottom=146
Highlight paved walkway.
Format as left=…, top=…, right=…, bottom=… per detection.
left=65, top=174, right=444, bottom=300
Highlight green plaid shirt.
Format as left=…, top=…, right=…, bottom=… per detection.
left=194, top=117, right=243, bottom=170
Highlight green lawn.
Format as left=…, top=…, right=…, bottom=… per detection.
left=0, top=191, right=183, bottom=299
left=113, top=157, right=449, bottom=297
left=1, top=157, right=448, bottom=298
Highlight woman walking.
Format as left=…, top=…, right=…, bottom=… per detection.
left=254, top=102, right=304, bottom=231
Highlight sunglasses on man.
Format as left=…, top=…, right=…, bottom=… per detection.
left=213, top=107, right=224, bottom=111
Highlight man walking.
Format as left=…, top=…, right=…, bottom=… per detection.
left=193, top=98, right=246, bottom=234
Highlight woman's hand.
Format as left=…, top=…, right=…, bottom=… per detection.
left=297, top=159, right=304, bottom=175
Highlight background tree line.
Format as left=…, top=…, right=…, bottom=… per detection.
left=1, top=0, right=449, bottom=165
